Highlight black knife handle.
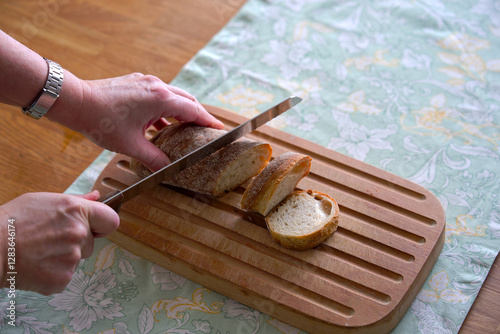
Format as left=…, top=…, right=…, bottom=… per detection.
left=98, top=190, right=124, bottom=213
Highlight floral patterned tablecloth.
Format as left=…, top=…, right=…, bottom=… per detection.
left=2, top=0, right=500, bottom=333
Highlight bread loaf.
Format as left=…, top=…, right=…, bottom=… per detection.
left=265, top=190, right=339, bottom=251
left=240, top=152, right=312, bottom=216
left=130, top=123, right=272, bottom=197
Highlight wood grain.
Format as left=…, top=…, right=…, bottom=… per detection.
left=93, top=106, right=447, bottom=333
left=461, top=260, right=500, bottom=333
left=0, top=0, right=247, bottom=200
left=0, top=1, right=498, bottom=333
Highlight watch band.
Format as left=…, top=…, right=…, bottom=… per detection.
left=22, top=58, right=64, bottom=120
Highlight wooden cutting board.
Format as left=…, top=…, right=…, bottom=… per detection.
left=93, top=105, right=445, bottom=334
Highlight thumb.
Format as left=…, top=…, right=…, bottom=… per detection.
left=84, top=198, right=120, bottom=238
left=133, top=138, right=171, bottom=172
left=78, top=190, right=100, bottom=201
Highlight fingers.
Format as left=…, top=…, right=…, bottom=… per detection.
left=192, top=102, right=224, bottom=129
left=136, top=75, right=223, bottom=129
left=129, top=137, right=172, bottom=172
left=71, top=190, right=120, bottom=238
left=160, top=85, right=224, bottom=130
left=77, top=190, right=100, bottom=201
left=2, top=192, right=121, bottom=294
left=166, top=84, right=197, bottom=101
left=76, top=191, right=104, bottom=256
left=80, top=232, right=95, bottom=259
left=153, top=118, right=169, bottom=131
left=166, top=95, right=224, bottom=129
left=84, top=197, right=120, bottom=238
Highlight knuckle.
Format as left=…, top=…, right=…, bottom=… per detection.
left=75, top=223, right=90, bottom=240
left=58, top=196, right=90, bottom=228
left=142, top=75, right=170, bottom=98
left=69, top=248, right=83, bottom=264
left=58, top=195, right=81, bottom=212
left=81, top=240, right=95, bottom=259
left=142, top=74, right=161, bottom=83
left=130, top=72, right=144, bottom=78
left=61, top=247, right=83, bottom=266
left=65, top=222, right=89, bottom=244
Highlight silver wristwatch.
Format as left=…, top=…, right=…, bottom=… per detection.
left=22, top=58, right=64, bottom=119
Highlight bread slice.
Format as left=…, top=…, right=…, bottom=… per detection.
left=265, top=190, right=339, bottom=251
left=240, top=152, right=312, bottom=216
left=130, top=123, right=272, bottom=196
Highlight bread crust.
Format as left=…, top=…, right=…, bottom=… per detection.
left=240, top=152, right=312, bottom=215
left=266, top=190, right=340, bottom=251
left=130, top=123, right=272, bottom=196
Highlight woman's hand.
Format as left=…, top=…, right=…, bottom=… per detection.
left=79, top=74, right=224, bottom=172
left=0, top=190, right=119, bottom=295
left=0, top=30, right=223, bottom=173
left=46, top=72, right=224, bottom=172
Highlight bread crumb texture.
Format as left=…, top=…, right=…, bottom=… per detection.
left=130, top=123, right=272, bottom=197
left=266, top=190, right=339, bottom=251
left=241, top=152, right=312, bottom=215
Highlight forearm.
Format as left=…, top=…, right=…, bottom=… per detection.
left=0, top=30, right=48, bottom=107
left=1, top=29, right=224, bottom=172
left=0, top=30, right=84, bottom=129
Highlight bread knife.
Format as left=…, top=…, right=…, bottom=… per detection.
left=98, top=96, right=302, bottom=212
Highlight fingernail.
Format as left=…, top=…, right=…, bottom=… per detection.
left=149, top=156, right=172, bottom=173
left=80, top=190, right=100, bottom=200
left=214, top=120, right=225, bottom=129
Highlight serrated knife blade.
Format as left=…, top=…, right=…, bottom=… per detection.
left=98, top=96, right=302, bottom=212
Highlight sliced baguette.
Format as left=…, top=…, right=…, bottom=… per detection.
left=240, top=152, right=312, bottom=216
left=265, top=190, right=339, bottom=251
left=130, top=123, right=272, bottom=197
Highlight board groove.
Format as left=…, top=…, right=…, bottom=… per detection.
left=93, top=105, right=446, bottom=333
left=340, top=207, right=426, bottom=244
left=308, top=174, right=436, bottom=226
left=336, top=227, right=416, bottom=263
left=242, top=130, right=427, bottom=202
left=121, top=203, right=358, bottom=317
left=213, top=114, right=424, bottom=200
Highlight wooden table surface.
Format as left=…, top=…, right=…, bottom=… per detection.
left=0, top=1, right=498, bottom=332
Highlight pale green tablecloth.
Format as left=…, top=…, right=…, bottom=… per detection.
left=2, top=0, right=500, bottom=333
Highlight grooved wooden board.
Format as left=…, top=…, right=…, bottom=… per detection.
left=93, top=105, right=446, bottom=334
